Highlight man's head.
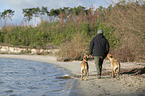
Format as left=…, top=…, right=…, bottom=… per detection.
left=98, top=29, right=103, bottom=34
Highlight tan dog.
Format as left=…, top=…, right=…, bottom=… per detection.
left=80, top=55, right=89, bottom=81
left=107, top=54, right=120, bottom=79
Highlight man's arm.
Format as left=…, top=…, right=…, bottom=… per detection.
left=106, top=40, right=110, bottom=54
left=89, top=38, right=94, bottom=55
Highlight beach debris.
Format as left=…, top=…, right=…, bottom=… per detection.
left=56, top=74, right=72, bottom=79
left=57, top=57, right=71, bottom=62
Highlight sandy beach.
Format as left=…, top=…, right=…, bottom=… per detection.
left=0, top=54, right=145, bottom=96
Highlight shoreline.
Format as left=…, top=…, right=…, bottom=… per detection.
left=0, top=54, right=87, bottom=95
left=0, top=54, right=145, bottom=96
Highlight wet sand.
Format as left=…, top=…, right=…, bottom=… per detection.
left=0, top=54, right=145, bottom=96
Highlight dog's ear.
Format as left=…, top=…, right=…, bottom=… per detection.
left=110, top=55, right=113, bottom=58
left=107, top=54, right=113, bottom=58
left=83, top=55, right=89, bottom=60
left=110, top=54, right=114, bottom=58
left=84, top=55, right=88, bottom=58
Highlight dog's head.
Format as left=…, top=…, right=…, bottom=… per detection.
left=83, top=55, right=89, bottom=61
left=107, top=54, right=113, bottom=59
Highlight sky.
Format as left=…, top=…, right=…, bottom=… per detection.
left=0, top=0, right=113, bottom=28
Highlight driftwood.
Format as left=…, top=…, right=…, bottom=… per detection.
left=120, top=67, right=145, bottom=75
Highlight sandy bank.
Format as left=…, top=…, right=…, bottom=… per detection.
left=0, top=54, right=145, bottom=96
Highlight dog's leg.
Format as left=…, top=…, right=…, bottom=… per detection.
left=84, top=70, right=87, bottom=80
left=80, top=70, right=83, bottom=81
left=112, top=71, right=114, bottom=78
left=85, top=70, right=88, bottom=80
left=115, top=72, right=117, bottom=79
left=117, top=72, right=119, bottom=79
left=111, top=67, right=114, bottom=78
left=115, top=72, right=119, bottom=79
left=115, top=68, right=119, bottom=79
left=86, top=70, right=88, bottom=80
left=117, top=65, right=120, bottom=79
left=117, top=69, right=120, bottom=79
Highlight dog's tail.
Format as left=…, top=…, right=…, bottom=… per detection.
left=118, top=63, right=120, bottom=73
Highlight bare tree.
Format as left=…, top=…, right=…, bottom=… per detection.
left=109, top=0, right=145, bottom=61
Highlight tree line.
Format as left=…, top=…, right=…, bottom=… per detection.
left=0, top=0, right=144, bottom=62
left=0, top=5, right=106, bottom=26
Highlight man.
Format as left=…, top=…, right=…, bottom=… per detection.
left=89, top=29, right=109, bottom=79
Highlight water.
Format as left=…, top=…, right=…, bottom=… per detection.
left=0, top=58, right=71, bottom=96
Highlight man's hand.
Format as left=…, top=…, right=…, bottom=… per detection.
left=89, top=55, right=93, bottom=58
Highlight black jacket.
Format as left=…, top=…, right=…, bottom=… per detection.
left=89, top=34, right=109, bottom=58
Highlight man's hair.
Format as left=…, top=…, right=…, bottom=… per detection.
left=98, top=29, right=103, bottom=34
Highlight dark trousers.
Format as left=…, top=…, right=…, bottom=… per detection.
left=94, top=56, right=104, bottom=77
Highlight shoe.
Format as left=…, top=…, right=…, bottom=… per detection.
left=97, top=76, right=101, bottom=79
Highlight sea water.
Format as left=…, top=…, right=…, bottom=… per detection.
left=0, top=58, right=71, bottom=96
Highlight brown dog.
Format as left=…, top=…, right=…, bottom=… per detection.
left=80, top=55, right=89, bottom=81
left=107, top=54, right=120, bottom=79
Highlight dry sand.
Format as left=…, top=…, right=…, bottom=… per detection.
left=0, top=54, right=145, bottom=96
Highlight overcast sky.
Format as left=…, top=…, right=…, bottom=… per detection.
left=0, top=0, right=113, bottom=27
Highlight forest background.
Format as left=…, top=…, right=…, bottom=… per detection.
left=0, top=0, right=144, bottom=62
